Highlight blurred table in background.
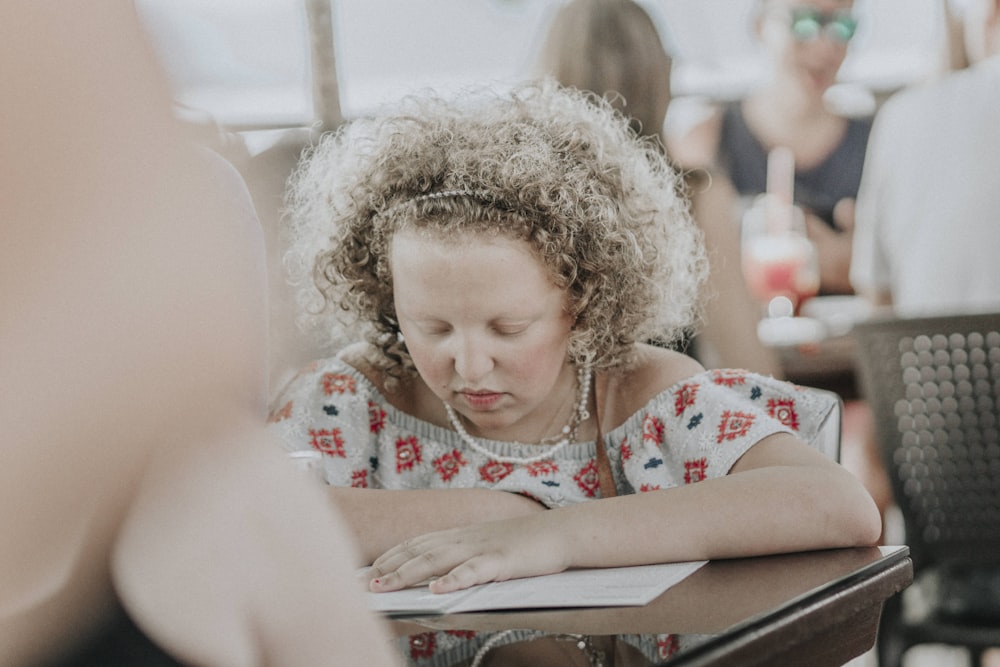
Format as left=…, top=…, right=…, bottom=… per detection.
left=760, top=295, right=881, bottom=399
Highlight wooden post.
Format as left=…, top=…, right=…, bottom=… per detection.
left=305, top=0, right=344, bottom=132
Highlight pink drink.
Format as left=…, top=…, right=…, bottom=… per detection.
left=742, top=234, right=820, bottom=308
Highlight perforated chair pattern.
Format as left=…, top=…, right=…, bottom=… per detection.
left=854, top=312, right=1000, bottom=667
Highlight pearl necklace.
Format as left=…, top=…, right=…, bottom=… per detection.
left=443, top=365, right=592, bottom=465
left=470, top=630, right=606, bottom=667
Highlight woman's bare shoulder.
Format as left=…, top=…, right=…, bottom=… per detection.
left=601, top=344, right=706, bottom=425
left=336, top=342, right=385, bottom=389
left=335, top=343, right=430, bottom=416
left=629, top=343, right=706, bottom=393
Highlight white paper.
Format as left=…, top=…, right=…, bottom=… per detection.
left=366, top=560, right=707, bottom=618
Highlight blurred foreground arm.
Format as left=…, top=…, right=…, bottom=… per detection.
left=0, top=3, right=396, bottom=664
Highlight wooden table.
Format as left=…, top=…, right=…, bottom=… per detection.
left=391, top=546, right=912, bottom=666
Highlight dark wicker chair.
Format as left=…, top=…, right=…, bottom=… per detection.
left=854, top=312, right=1000, bottom=667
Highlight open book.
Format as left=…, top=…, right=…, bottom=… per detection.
left=366, top=560, right=707, bottom=618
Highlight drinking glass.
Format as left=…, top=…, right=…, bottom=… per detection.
left=740, top=193, right=820, bottom=318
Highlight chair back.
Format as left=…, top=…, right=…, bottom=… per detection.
left=807, top=387, right=843, bottom=463
left=854, top=312, right=1000, bottom=570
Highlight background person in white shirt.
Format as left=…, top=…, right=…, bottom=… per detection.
left=851, top=0, right=1000, bottom=315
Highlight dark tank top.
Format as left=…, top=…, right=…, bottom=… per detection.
left=718, top=102, right=872, bottom=228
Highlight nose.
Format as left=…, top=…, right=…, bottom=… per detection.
left=804, top=29, right=848, bottom=58
left=451, top=332, right=495, bottom=383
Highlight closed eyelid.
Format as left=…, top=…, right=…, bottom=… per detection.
left=491, top=321, right=531, bottom=334
left=409, top=319, right=452, bottom=335
left=408, top=317, right=532, bottom=336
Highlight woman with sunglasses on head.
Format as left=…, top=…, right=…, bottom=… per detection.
left=669, top=0, right=869, bottom=296
left=668, top=0, right=892, bottom=544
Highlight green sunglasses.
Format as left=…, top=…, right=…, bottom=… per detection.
left=790, top=7, right=858, bottom=43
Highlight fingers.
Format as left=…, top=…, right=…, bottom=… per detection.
left=832, top=197, right=856, bottom=232
left=428, top=559, right=500, bottom=594
left=366, top=515, right=562, bottom=595
left=368, top=533, right=503, bottom=594
left=368, top=534, right=456, bottom=592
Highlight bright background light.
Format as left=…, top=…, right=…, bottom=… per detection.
left=136, top=0, right=946, bottom=128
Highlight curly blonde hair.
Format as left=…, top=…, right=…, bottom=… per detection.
left=284, top=80, right=707, bottom=383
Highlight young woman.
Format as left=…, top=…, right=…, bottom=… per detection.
left=271, top=80, right=880, bottom=663
left=668, top=0, right=869, bottom=294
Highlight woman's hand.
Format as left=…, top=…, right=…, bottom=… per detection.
left=804, top=198, right=855, bottom=295
left=329, top=487, right=548, bottom=565
left=368, top=512, right=571, bottom=594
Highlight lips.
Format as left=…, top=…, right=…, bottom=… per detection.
left=459, top=390, right=504, bottom=410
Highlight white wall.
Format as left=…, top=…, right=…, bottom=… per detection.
left=137, top=0, right=947, bottom=127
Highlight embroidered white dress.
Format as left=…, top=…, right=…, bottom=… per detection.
left=269, top=357, right=836, bottom=505
left=268, top=357, right=838, bottom=666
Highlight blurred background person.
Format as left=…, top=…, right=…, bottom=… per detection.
left=851, top=5, right=1000, bottom=660
left=661, top=0, right=891, bottom=537
left=536, top=0, right=672, bottom=146
left=0, top=2, right=397, bottom=664
left=668, top=0, right=870, bottom=296
left=850, top=0, right=1000, bottom=562
left=536, top=0, right=784, bottom=377
left=851, top=0, right=1000, bottom=316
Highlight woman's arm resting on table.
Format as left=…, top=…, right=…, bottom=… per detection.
left=369, top=433, right=881, bottom=593
left=330, top=486, right=548, bottom=565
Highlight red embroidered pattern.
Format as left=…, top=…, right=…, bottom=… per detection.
left=642, top=413, right=665, bottom=447
left=309, top=428, right=345, bottom=457
left=526, top=460, right=559, bottom=477
left=684, top=458, right=708, bottom=484
left=717, top=411, right=755, bottom=443
left=409, top=633, right=436, bottom=660
left=368, top=401, right=386, bottom=433
left=321, top=372, right=355, bottom=396
left=657, top=634, right=680, bottom=660
left=433, top=449, right=468, bottom=482
left=620, top=439, right=633, bottom=461
left=351, top=469, right=368, bottom=488
left=479, top=461, right=515, bottom=483
left=674, top=383, right=699, bottom=416
left=767, top=398, right=800, bottom=431
left=711, top=369, right=746, bottom=387
left=268, top=400, right=292, bottom=423
left=395, top=436, right=422, bottom=473
left=639, top=483, right=661, bottom=492
left=574, top=460, right=601, bottom=497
